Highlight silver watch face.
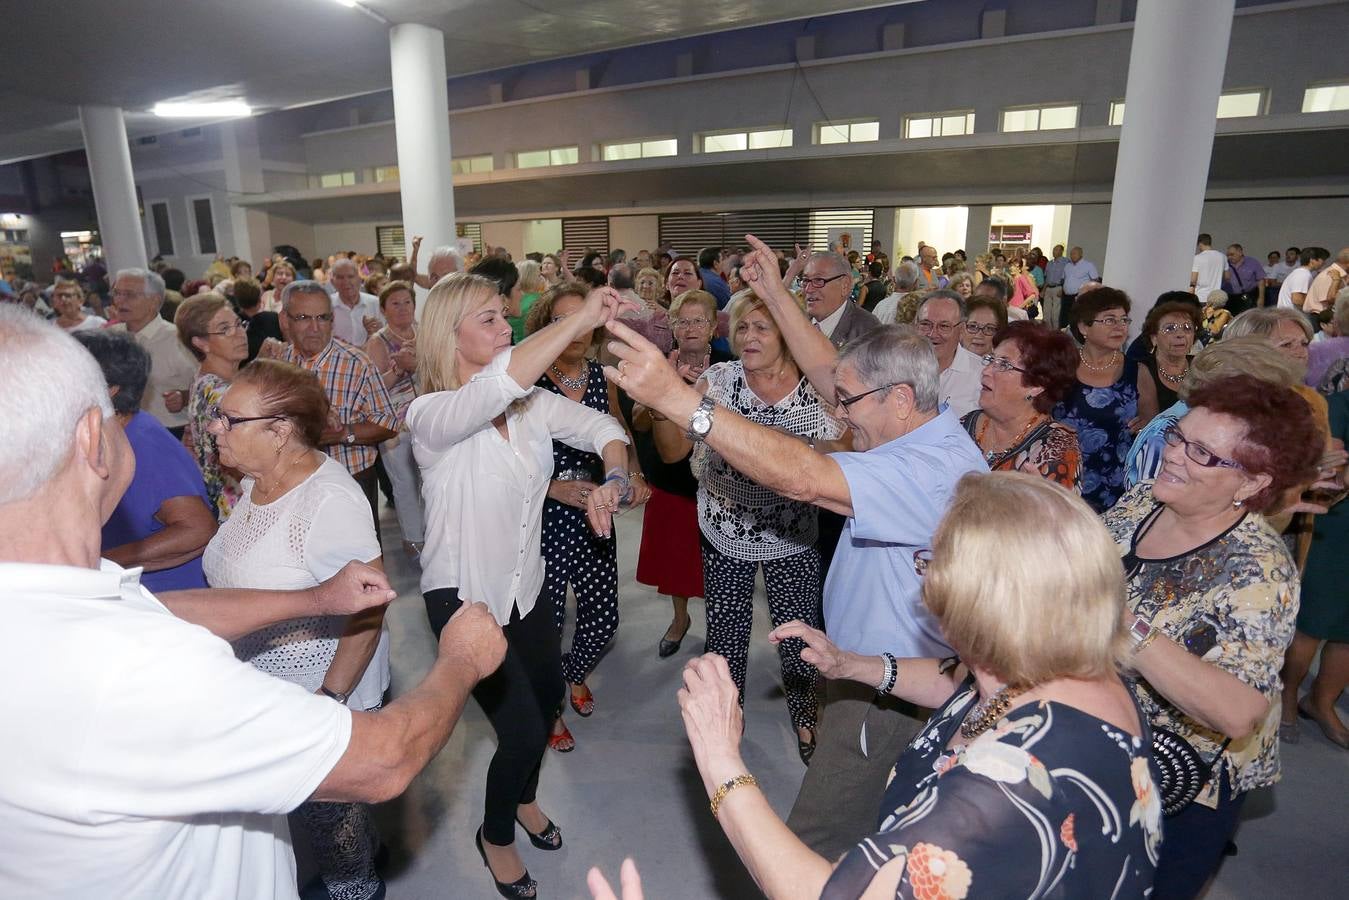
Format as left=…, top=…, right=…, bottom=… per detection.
left=690, top=409, right=713, bottom=437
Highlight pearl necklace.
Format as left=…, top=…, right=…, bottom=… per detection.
left=1079, top=348, right=1120, bottom=372
left=551, top=362, right=588, bottom=391
left=1156, top=356, right=1189, bottom=386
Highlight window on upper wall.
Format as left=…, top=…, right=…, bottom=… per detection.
left=699, top=127, right=793, bottom=153
left=516, top=146, right=580, bottom=169
left=317, top=171, right=356, bottom=188
left=373, top=165, right=399, bottom=183
left=601, top=138, right=678, bottom=161
left=904, top=111, right=975, bottom=139
left=148, top=202, right=173, bottom=256
left=815, top=121, right=880, bottom=144
left=1109, top=101, right=1126, bottom=126
left=190, top=198, right=217, bottom=255
left=452, top=155, right=494, bottom=175
left=1303, top=83, right=1349, bottom=113
left=1001, top=104, right=1079, bottom=132
left=1216, top=90, right=1264, bottom=118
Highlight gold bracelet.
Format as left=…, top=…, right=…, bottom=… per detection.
left=1132, top=629, right=1160, bottom=657
left=709, top=773, right=758, bottom=817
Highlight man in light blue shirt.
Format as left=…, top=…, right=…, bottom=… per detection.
left=603, top=233, right=987, bottom=860
left=1060, top=245, right=1101, bottom=328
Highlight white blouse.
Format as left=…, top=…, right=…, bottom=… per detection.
left=202, top=457, right=389, bottom=710
left=407, top=347, right=629, bottom=625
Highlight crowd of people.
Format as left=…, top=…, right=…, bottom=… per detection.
left=2, top=224, right=1347, bottom=900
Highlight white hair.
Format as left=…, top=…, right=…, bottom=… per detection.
left=113, top=267, right=166, bottom=300
left=0, top=306, right=113, bottom=505
left=330, top=257, right=359, bottom=275
left=428, top=246, right=463, bottom=277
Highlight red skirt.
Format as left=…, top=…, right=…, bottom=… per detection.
left=636, top=486, right=704, bottom=598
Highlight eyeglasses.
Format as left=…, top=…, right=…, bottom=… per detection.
left=800, top=273, right=849, bottom=290
left=673, top=317, right=710, bottom=329
left=1090, top=316, right=1132, bottom=327
left=110, top=289, right=144, bottom=301
left=287, top=312, right=334, bottom=324
left=981, top=353, right=1026, bottom=374
left=913, top=548, right=933, bottom=577
left=965, top=322, right=999, bottom=336
left=836, top=382, right=896, bottom=410
left=1161, top=424, right=1244, bottom=470
left=209, top=408, right=285, bottom=432
left=916, top=319, right=961, bottom=335
left=205, top=319, right=249, bottom=337
left=1159, top=322, right=1195, bottom=335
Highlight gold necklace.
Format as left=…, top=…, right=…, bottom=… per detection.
left=976, top=412, right=1047, bottom=465
left=1079, top=348, right=1120, bottom=372
left=247, top=450, right=310, bottom=525
left=961, top=684, right=1032, bottom=739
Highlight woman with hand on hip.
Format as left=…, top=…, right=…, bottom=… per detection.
left=407, top=273, right=635, bottom=899
left=525, top=282, right=650, bottom=753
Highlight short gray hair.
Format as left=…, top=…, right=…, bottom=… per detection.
left=894, top=261, right=920, bottom=291
left=114, top=267, right=166, bottom=304
left=0, top=306, right=114, bottom=505
left=608, top=262, right=635, bottom=290
left=1333, top=286, right=1349, bottom=334
left=919, top=289, right=967, bottom=320
left=428, top=246, right=463, bottom=277
left=837, top=324, right=940, bottom=412
left=330, top=257, right=358, bottom=275
left=72, top=331, right=151, bottom=414
left=281, top=279, right=333, bottom=311
left=1223, top=306, right=1313, bottom=342
left=807, top=251, right=849, bottom=277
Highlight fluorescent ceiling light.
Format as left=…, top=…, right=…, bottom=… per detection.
left=333, top=0, right=358, bottom=6
left=153, top=101, right=252, bottom=118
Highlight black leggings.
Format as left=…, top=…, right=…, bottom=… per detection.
left=425, top=588, right=563, bottom=846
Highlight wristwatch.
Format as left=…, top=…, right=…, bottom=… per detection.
left=319, top=685, right=350, bottom=705
left=686, top=395, right=716, bottom=442
left=344, top=426, right=356, bottom=445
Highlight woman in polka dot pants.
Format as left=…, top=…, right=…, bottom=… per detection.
left=528, top=285, right=649, bottom=751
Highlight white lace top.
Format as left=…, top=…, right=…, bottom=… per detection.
left=202, top=456, right=390, bottom=710
left=693, top=362, right=844, bottom=561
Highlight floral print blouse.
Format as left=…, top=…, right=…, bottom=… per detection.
left=186, top=373, right=241, bottom=521
left=1052, top=357, right=1141, bottom=513
left=823, top=674, right=1159, bottom=899
left=959, top=411, right=1082, bottom=492
left=1103, top=483, right=1300, bottom=808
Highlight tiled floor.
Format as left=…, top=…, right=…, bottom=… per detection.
left=366, top=503, right=1349, bottom=899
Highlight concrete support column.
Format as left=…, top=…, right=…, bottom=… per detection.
left=871, top=207, right=897, bottom=263
left=389, top=23, right=456, bottom=272
left=1103, top=0, right=1234, bottom=336
left=221, top=119, right=271, bottom=267
left=78, top=105, right=147, bottom=274
left=964, top=205, right=993, bottom=259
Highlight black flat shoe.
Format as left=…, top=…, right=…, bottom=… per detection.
left=475, top=828, right=537, bottom=899
left=798, top=730, right=817, bottom=766
left=516, top=815, right=563, bottom=851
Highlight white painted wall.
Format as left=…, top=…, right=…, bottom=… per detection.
left=480, top=220, right=526, bottom=258
left=312, top=221, right=397, bottom=256
left=989, top=205, right=1073, bottom=252
left=609, top=215, right=658, bottom=257
left=521, top=218, right=563, bottom=256
left=896, top=207, right=969, bottom=257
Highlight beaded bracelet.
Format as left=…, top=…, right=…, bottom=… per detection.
left=709, top=773, right=759, bottom=817
left=876, top=651, right=898, bottom=696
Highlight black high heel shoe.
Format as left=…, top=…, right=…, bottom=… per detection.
left=475, top=828, right=537, bottom=899
left=516, top=814, right=563, bottom=850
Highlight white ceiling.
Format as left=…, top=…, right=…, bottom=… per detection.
left=2, top=0, right=888, bottom=164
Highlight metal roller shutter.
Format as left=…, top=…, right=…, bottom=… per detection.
left=562, top=217, right=609, bottom=268
left=658, top=208, right=874, bottom=256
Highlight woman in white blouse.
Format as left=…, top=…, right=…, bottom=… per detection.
left=407, top=272, right=633, bottom=900
left=201, top=359, right=390, bottom=900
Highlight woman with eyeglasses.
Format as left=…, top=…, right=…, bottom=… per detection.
left=1102, top=374, right=1321, bottom=898
left=961, top=322, right=1082, bottom=489
left=648, top=288, right=845, bottom=765
left=1140, top=301, right=1203, bottom=412
left=201, top=359, right=392, bottom=900
left=1054, top=287, right=1160, bottom=512
left=958, top=294, right=1007, bottom=357
left=175, top=293, right=248, bottom=520
left=523, top=282, right=650, bottom=753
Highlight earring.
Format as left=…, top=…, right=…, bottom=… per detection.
left=1233, top=497, right=1244, bottom=509
left=1025, top=394, right=1035, bottom=401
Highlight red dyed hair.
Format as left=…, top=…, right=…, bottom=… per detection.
left=1185, top=374, right=1322, bottom=512
left=993, top=321, right=1080, bottom=412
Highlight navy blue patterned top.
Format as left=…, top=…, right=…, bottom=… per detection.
left=1053, top=357, right=1140, bottom=513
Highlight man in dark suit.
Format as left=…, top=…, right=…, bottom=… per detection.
left=801, top=251, right=880, bottom=350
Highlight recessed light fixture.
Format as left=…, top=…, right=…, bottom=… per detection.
left=332, top=0, right=358, bottom=6
left=152, top=101, right=253, bottom=118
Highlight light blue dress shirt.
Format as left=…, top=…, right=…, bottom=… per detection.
left=823, top=409, right=988, bottom=658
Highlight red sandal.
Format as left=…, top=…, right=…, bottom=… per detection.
left=569, top=684, right=595, bottom=718
left=548, top=719, right=575, bottom=753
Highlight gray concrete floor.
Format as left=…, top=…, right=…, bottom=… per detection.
left=367, top=503, right=1349, bottom=899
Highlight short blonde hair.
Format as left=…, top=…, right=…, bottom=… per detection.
left=668, top=289, right=718, bottom=323
left=174, top=292, right=231, bottom=361
left=1180, top=335, right=1299, bottom=401
left=1223, top=306, right=1313, bottom=342
left=727, top=288, right=806, bottom=361
left=417, top=272, right=502, bottom=393
left=516, top=259, right=547, bottom=294
left=923, top=472, right=1127, bottom=686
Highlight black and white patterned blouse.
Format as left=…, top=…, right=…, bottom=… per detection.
left=693, top=361, right=843, bottom=561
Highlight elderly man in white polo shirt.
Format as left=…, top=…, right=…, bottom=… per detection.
left=108, top=268, right=198, bottom=439
left=915, top=290, right=984, bottom=417
left=0, top=305, right=506, bottom=899
left=328, top=257, right=383, bottom=347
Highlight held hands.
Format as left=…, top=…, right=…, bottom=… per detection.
left=667, top=348, right=705, bottom=384
left=258, top=337, right=287, bottom=360
left=392, top=343, right=417, bottom=373
left=626, top=475, right=652, bottom=508
left=602, top=319, right=693, bottom=413
left=313, top=561, right=397, bottom=615
left=163, top=389, right=187, bottom=414
left=678, top=654, right=746, bottom=790
left=549, top=479, right=599, bottom=510
left=769, top=620, right=849, bottom=679
left=585, top=479, right=626, bottom=538
left=440, top=601, right=506, bottom=681
left=579, top=286, right=642, bottom=332
left=363, top=315, right=381, bottom=336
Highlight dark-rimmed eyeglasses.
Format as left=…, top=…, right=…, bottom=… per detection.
left=1090, top=315, right=1132, bottom=327
left=836, top=382, right=897, bottom=410
left=210, top=409, right=285, bottom=432
left=981, top=354, right=1026, bottom=374
left=917, top=319, right=961, bottom=336
left=1162, top=424, right=1243, bottom=470
left=800, top=273, right=849, bottom=290
left=965, top=322, right=999, bottom=336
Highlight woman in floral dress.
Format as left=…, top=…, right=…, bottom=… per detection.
left=175, top=293, right=246, bottom=520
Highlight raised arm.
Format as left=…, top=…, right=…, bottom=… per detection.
left=603, top=319, right=854, bottom=517
left=741, top=234, right=841, bottom=403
